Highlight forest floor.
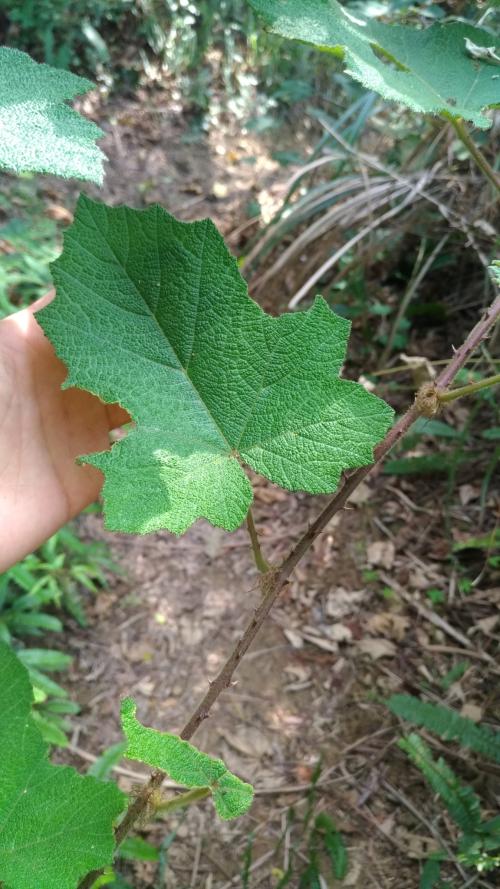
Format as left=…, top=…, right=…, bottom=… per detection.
left=43, top=85, right=500, bottom=889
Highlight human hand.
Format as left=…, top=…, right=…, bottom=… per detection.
left=0, top=292, right=128, bottom=571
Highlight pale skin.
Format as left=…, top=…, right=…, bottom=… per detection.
left=0, top=292, right=128, bottom=572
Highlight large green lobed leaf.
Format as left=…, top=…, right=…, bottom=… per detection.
left=37, top=195, right=393, bottom=536
left=0, top=642, right=126, bottom=889
left=121, top=698, right=254, bottom=820
left=249, top=0, right=500, bottom=128
left=0, top=47, right=105, bottom=182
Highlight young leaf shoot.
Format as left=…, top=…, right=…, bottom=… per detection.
left=121, top=698, right=254, bottom=820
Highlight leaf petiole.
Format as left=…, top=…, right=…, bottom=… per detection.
left=247, top=508, right=271, bottom=574
left=155, top=786, right=211, bottom=816
left=449, top=117, right=500, bottom=194
left=438, top=373, right=500, bottom=404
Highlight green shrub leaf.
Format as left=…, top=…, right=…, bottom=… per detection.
left=88, top=742, right=128, bottom=782
left=118, top=836, right=160, bottom=862
left=419, top=857, right=443, bottom=889
left=0, top=641, right=126, bottom=889
left=37, top=195, right=393, bottom=536
left=399, top=733, right=481, bottom=832
left=490, top=261, right=500, bottom=287
left=249, top=0, right=499, bottom=128
left=120, top=698, right=254, bottom=820
left=314, top=813, right=348, bottom=879
left=388, top=695, right=500, bottom=764
left=0, top=47, right=104, bottom=182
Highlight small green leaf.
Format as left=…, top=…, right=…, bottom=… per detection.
left=420, top=857, right=443, bottom=889
left=37, top=196, right=393, bottom=537
left=453, top=529, right=500, bottom=553
left=26, top=666, right=69, bottom=699
left=399, top=733, right=481, bottom=832
left=388, top=695, right=500, bottom=764
left=298, top=862, right=321, bottom=889
left=0, top=641, right=126, bottom=889
left=0, top=47, right=105, bottom=182
left=10, top=613, right=63, bottom=634
left=118, top=836, right=159, bottom=862
left=88, top=741, right=128, bottom=782
left=31, top=710, right=70, bottom=747
left=383, top=455, right=456, bottom=475
left=440, top=660, right=469, bottom=691
left=16, top=647, right=72, bottom=671
left=490, top=261, right=500, bottom=287
left=411, top=418, right=461, bottom=439
left=314, top=812, right=348, bottom=879
left=482, top=427, right=500, bottom=440
left=249, top=0, right=499, bottom=128
left=120, top=698, right=254, bottom=820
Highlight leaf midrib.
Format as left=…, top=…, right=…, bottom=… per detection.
left=88, top=207, right=234, bottom=456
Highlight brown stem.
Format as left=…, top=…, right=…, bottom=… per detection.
left=246, top=507, right=270, bottom=573
left=436, top=294, right=500, bottom=389
left=449, top=117, right=500, bottom=194
left=78, top=292, right=500, bottom=889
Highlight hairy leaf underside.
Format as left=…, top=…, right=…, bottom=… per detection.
left=249, top=0, right=500, bottom=128
left=0, top=46, right=104, bottom=182
left=121, top=698, right=254, bottom=819
left=37, top=195, right=393, bottom=536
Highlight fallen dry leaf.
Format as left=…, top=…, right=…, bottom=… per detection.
left=367, top=540, right=396, bottom=570
left=324, top=587, right=366, bottom=619
left=283, top=628, right=304, bottom=649
left=408, top=567, right=430, bottom=590
left=475, top=614, right=499, bottom=635
left=366, top=612, right=410, bottom=641
left=46, top=203, right=73, bottom=224
left=357, top=638, right=397, bottom=659
left=346, top=481, right=372, bottom=505
left=460, top=703, right=483, bottom=722
left=395, top=827, right=439, bottom=859
left=126, top=642, right=154, bottom=664
left=328, top=623, right=353, bottom=643
left=400, top=353, right=436, bottom=387
left=284, top=664, right=311, bottom=682
left=459, top=483, right=479, bottom=506
left=253, top=483, right=288, bottom=504
left=221, top=726, right=272, bottom=759
left=302, top=632, right=338, bottom=653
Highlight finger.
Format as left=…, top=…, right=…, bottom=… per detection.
left=26, top=288, right=56, bottom=314
left=106, top=402, right=131, bottom=430
left=29, top=291, right=131, bottom=431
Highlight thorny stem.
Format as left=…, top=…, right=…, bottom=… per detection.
left=78, top=292, right=500, bottom=889
left=438, top=372, right=500, bottom=403
left=449, top=117, right=500, bottom=194
left=246, top=507, right=271, bottom=573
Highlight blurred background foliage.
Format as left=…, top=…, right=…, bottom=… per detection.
left=0, top=0, right=498, bottom=747
left=0, top=0, right=328, bottom=117
left=0, top=2, right=498, bottom=882
left=1, top=520, right=118, bottom=746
